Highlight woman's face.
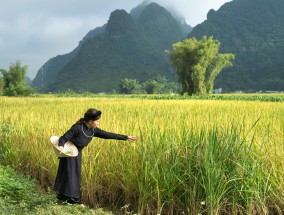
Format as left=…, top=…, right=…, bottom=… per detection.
left=88, top=119, right=100, bottom=128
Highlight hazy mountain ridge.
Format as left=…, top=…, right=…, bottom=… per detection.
left=131, top=1, right=192, bottom=37
left=32, top=2, right=191, bottom=93
left=33, top=49, right=78, bottom=90
left=137, top=3, right=184, bottom=50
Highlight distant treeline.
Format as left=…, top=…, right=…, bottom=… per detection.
left=32, top=91, right=284, bottom=103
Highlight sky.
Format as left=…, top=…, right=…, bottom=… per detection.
left=0, top=0, right=231, bottom=79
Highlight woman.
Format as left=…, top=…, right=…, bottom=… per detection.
left=53, top=108, right=137, bottom=204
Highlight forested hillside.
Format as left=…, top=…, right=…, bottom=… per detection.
left=188, top=0, right=284, bottom=91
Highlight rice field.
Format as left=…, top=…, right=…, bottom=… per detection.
left=0, top=96, right=283, bottom=214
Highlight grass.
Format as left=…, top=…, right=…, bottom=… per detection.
left=0, top=165, right=112, bottom=215
left=0, top=96, right=283, bottom=214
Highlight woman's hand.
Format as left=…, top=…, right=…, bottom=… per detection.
left=127, top=136, right=137, bottom=142
left=57, top=146, right=64, bottom=154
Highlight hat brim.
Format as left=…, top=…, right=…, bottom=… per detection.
left=50, top=136, right=79, bottom=157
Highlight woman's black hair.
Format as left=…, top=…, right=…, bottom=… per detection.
left=76, top=108, right=102, bottom=123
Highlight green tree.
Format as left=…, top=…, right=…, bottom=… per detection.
left=144, top=75, right=181, bottom=94
left=143, top=79, right=158, bottom=94
left=143, top=75, right=165, bottom=94
left=167, top=36, right=234, bottom=95
left=0, top=61, right=35, bottom=96
left=119, top=78, right=145, bottom=94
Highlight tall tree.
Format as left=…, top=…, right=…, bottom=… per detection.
left=0, top=60, right=34, bottom=96
left=167, top=36, right=234, bottom=95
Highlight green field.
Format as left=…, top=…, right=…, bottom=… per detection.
left=0, top=96, right=283, bottom=214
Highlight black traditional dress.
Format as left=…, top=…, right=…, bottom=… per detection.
left=53, top=122, right=127, bottom=203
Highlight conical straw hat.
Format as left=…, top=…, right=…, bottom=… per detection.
left=50, top=136, right=78, bottom=157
